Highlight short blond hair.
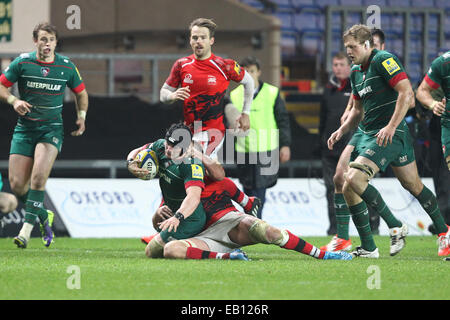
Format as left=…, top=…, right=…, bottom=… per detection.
left=189, top=18, right=217, bottom=38
left=343, top=24, right=373, bottom=47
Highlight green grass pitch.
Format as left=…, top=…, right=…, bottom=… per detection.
left=1, top=236, right=449, bottom=300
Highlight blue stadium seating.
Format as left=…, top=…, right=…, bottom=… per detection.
left=300, top=33, right=324, bottom=55
left=339, top=0, right=364, bottom=6
left=410, top=0, right=435, bottom=8
left=274, top=11, right=296, bottom=31
left=294, top=11, right=324, bottom=32
left=316, top=0, right=339, bottom=7
left=363, top=0, right=387, bottom=6
left=387, top=0, right=410, bottom=6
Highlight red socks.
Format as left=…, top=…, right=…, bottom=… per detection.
left=282, top=230, right=326, bottom=259
left=186, top=247, right=231, bottom=260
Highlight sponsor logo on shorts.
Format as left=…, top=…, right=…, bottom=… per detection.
left=382, top=57, right=401, bottom=75
left=365, top=149, right=375, bottom=156
left=399, top=155, right=408, bottom=163
left=52, top=137, right=59, bottom=145
left=380, top=158, right=386, bottom=166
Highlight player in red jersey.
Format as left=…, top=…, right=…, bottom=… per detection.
left=135, top=138, right=352, bottom=261
left=160, top=18, right=254, bottom=160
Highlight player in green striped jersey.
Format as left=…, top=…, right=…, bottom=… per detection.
left=416, top=51, right=450, bottom=170
left=328, top=24, right=450, bottom=257
left=0, top=23, right=89, bottom=248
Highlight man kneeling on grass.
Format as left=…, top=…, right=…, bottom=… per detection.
left=129, top=124, right=352, bottom=262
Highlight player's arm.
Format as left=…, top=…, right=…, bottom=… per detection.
left=71, top=89, right=89, bottom=136
left=158, top=185, right=203, bottom=233
left=416, top=79, right=446, bottom=117
left=190, top=144, right=225, bottom=181
left=153, top=205, right=173, bottom=231
left=0, top=64, right=32, bottom=116
left=375, top=79, right=414, bottom=147
left=160, top=83, right=190, bottom=104
left=126, top=143, right=152, bottom=179
left=340, top=94, right=354, bottom=125
left=327, top=97, right=363, bottom=150
left=235, top=70, right=254, bottom=131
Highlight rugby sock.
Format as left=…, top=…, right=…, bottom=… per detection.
left=24, top=189, right=48, bottom=225
left=17, top=190, right=29, bottom=205
left=349, top=201, right=377, bottom=251
left=335, top=193, right=350, bottom=240
left=416, top=186, right=447, bottom=234
left=222, top=177, right=253, bottom=212
left=281, top=230, right=326, bottom=259
left=361, top=184, right=402, bottom=229
left=185, top=247, right=231, bottom=260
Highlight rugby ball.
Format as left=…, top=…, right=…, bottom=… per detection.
left=135, top=149, right=159, bottom=180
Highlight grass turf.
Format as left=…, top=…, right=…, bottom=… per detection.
left=0, top=235, right=449, bottom=300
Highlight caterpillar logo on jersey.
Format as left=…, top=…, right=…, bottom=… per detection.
left=191, top=164, right=204, bottom=179
left=382, top=58, right=400, bottom=75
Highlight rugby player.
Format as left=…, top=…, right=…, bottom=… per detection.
left=322, top=28, right=412, bottom=255
left=160, top=18, right=253, bottom=160
left=328, top=24, right=450, bottom=258
left=0, top=22, right=88, bottom=248
left=132, top=128, right=352, bottom=261
left=416, top=51, right=450, bottom=171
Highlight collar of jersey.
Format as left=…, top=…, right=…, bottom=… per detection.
left=361, top=49, right=378, bottom=71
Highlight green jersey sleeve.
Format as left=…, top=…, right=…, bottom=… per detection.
left=424, top=54, right=449, bottom=89
left=66, top=60, right=85, bottom=93
left=179, top=159, right=205, bottom=190
left=0, top=55, right=21, bottom=87
left=374, top=52, right=408, bottom=88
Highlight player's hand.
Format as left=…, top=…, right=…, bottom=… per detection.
left=171, top=86, right=190, bottom=101
left=159, top=216, right=180, bottom=233
left=12, top=99, right=32, bottom=116
left=237, top=113, right=250, bottom=132
left=71, top=118, right=86, bottom=136
left=327, top=129, right=343, bottom=150
left=156, top=205, right=173, bottom=221
left=375, top=125, right=396, bottom=147
left=432, top=98, right=446, bottom=117
left=280, top=146, right=291, bottom=164
left=127, top=160, right=150, bottom=179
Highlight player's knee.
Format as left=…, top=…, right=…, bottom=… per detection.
left=333, top=170, right=346, bottom=191
left=163, top=240, right=188, bottom=259
left=248, top=219, right=283, bottom=245
left=145, top=236, right=165, bottom=259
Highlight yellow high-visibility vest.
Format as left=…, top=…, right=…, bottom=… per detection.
left=230, top=82, right=279, bottom=153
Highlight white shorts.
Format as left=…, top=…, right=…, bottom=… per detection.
left=193, top=130, right=225, bottom=161
left=192, top=211, right=246, bottom=253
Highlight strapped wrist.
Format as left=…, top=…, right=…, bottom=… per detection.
left=174, top=212, right=185, bottom=222
left=78, top=110, right=87, bottom=120
left=429, top=100, right=438, bottom=110
left=7, top=95, right=17, bottom=105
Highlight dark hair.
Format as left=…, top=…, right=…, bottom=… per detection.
left=165, top=122, right=192, bottom=150
left=33, top=22, right=58, bottom=40
left=371, top=28, right=385, bottom=45
left=239, top=56, right=261, bottom=70
left=189, top=18, right=217, bottom=38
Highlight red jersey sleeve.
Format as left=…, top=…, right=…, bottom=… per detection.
left=165, top=57, right=194, bottom=88
left=223, top=58, right=245, bottom=82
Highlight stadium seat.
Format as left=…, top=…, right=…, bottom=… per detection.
left=410, top=0, right=435, bottom=7
left=274, top=12, right=296, bottom=31
left=435, top=0, right=449, bottom=9
left=410, top=14, right=423, bottom=33
left=331, top=12, right=343, bottom=33
left=300, top=33, right=324, bottom=56
left=239, top=0, right=264, bottom=10
left=316, top=0, right=340, bottom=8
left=387, top=0, right=410, bottom=7
left=339, top=0, right=364, bottom=6
left=291, top=0, right=315, bottom=7
left=363, top=0, right=387, bottom=6
left=281, top=33, right=298, bottom=57
left=294, top=11, right=323, bottom=32
left=346, top=12, right=363, bottom=29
